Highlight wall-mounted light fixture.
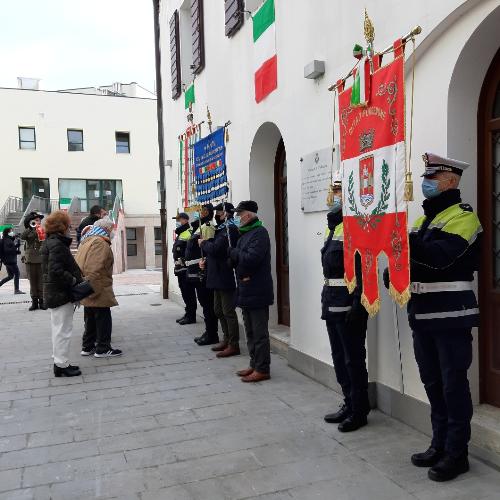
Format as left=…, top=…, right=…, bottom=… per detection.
left=304, top=60, right=325, bottom=80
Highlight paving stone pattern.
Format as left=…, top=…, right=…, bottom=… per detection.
left=0, top=274, right=499, bottom=499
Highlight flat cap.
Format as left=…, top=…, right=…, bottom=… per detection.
left=422, top=152, right=470, bottom=177
left=235, top=200, right=258, bottom=213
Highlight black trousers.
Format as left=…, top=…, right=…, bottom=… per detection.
left=177, top=274, right=197, bottom=319
left=0, top=264, right=20, bottom=291
left=25, top=262, right=42, bottom=299
left=83, top=307, right=113, bottom=354
left=242, top=307, right=271, bottom=374
left=193, top=282, right=218, bottom=338
left=326, top=316, right=369, bottom=417
left=413, top=328, right=473, bottom=457
left=213, top=289, right=239, bottom=347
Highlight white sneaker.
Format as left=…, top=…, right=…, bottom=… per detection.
left=80, top=349, right=95, bottom=356
left=94, top=349, right=123, bottom=358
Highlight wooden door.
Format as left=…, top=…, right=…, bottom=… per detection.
left=478, top=48, right=500, bottom=407
left=274, top=139, right=290, bottom=326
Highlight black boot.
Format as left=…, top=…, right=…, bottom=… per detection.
left=39, top=299, right=47, bottom=310
left=179, top=316, right=196, bottom=325
left=29, top=299, right=39, bottom=311
left=324, top=404, right=350, bottom=424
left=194, top=332, right=208, bottom=344
left=428, top=453, right=469, bottom=482
left=53, top=365, right=81, bottom=377
left=411, top=447, right=444, bottom=468
left=338, top=414, right=367, bottom=433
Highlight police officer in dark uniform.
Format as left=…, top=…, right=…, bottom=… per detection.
left=402, top=152, right=482, bottom=482
left=172, top=212, right=197, bottom=325
left=184, top=203, right=219, bottom=346
left=321, top=180, right=370, bottom=432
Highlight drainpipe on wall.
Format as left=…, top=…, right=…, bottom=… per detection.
left=153, top=0, right=169, bottom=299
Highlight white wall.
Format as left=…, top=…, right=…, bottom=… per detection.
left=0, top=89, right=159, bottom=216
left=161, top=0, right=500, bottom=404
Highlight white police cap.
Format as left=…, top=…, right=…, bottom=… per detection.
left=421, top=152, right=470, bottom=177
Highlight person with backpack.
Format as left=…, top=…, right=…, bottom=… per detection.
left=0, top=227, right=25, bottom=295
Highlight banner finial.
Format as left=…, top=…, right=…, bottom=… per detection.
left=364, top=9, right=375, bottom=46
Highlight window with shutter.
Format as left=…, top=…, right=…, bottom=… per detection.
left=191, top=0, right=205, bottom=75
left=170, top=10, right=182, bottom=99
left=225, top=0, right=244, bottom=37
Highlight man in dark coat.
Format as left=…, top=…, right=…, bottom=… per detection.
left=228, top=200, right=273, bottom=382
left=0, top=227, right=25, bottom=294
left=76, top=205, right=105, bottom=246
left=199, top=202, right=240, bottom=358
left=21, top=211, right=45, bottom=310
left=172, top=212, right=196, bottom=325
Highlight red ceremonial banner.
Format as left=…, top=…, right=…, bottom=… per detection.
left=338, top=54, right=410, bottom=315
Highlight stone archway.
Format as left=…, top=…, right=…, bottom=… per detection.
left=248, top=122, right=289, bottom=327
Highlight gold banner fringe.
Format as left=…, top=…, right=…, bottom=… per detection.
left=389, top=283, right=411, bottom=308
left=361, top=294, right=380, bottom=317
left=344, top=274, right=357, bottom=294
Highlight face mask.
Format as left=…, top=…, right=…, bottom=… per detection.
left=191, top=211, right=200, bottom=220
left=175, top=222, right=181, bottom=229
left=330, top=196, right=342, bottom=213
left=422, top=178, right=441, bottom=199
left=8, top=231, right=14, bottom=237
left=233, top=215, right=241, bottom=227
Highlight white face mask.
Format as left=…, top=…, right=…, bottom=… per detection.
left=8, top=231, right=14, bottom=237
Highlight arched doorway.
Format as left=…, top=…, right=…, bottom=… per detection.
left=249, top=122, right=290, bottom=327
left=478, top=48, right=500, bottom=407
left=274, top=139, right=290, bottom=326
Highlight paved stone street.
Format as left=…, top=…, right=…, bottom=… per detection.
left=0, top=272, right=499, bottom=499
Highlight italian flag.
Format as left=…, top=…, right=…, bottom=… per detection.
left=253, top=0, right=277, bottom=103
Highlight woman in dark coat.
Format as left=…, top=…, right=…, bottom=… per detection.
left=41, top=211, right=83, bottom=377
left=0, top=227, right=25, bottom=294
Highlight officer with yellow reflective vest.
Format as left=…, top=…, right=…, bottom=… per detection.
left=321, top=180, right=370, bottom=433
left=172, top=212, right=197, bottom=325
left=400, top=153, right=482, bottom=482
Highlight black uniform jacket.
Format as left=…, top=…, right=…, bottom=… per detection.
left=408, top=189, right=482, bottom=332
left=202, top=221, right=239, bottom=291
left=321, top=211, right=363, bottom=321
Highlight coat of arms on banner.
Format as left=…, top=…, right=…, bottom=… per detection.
left=338, top=41, right=411, bottom=316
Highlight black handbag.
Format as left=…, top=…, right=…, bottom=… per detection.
left=70, top=280, right=94, bottom=302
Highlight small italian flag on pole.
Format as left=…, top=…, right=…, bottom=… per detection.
left=253, top=0, right=277, bottom=103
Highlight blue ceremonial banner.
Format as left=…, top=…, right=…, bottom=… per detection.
left=193, top=128, right=229, bottom=204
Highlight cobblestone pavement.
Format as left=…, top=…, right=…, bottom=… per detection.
left=0, top=272, right=499, bottom=499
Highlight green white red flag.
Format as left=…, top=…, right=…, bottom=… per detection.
left=338, top=44, right=410, bottom=315
left=253, top=0, right=277, bottom=103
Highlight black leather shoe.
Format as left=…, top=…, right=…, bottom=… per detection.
left=29, top=299, right=39, bottom=311
left=194, top=333, right=208, bottom=344
left=428, top=454, right=469, bottom=482
left=179, top=317, right=196, bottom=325
left=411, top=447, right=444, bottom=468
left=324, top=404, right=350, bottom=424
left=54, top=365, right=81, bottom=377
left=338, top=414, right=367, bottom=433
left=176, top=315, right=186, bottom=323
left=196, top=336, right=220, bottom=346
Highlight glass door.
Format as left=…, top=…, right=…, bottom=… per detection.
left=21, top=178, right=50, bottom=210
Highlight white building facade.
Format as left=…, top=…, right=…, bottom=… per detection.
left=160, top=0, right=500, bottom=462
left=0, top=85, right=161, bottom=270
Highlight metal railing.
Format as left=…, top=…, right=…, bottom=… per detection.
left=108, top=195, right=124, bottom=224
left=67, top=196, right=82, bottom=216
left=17, top=196, right=52, bottom=231
left=0, top=196, right=23, bottom=226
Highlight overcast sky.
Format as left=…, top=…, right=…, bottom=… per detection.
left=0, top=0, right=156, bottom=91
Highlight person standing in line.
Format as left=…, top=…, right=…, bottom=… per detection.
left=76, top=217, right=122, bottom=358
left=41, top=210, right=83, bottom=377
left=185, top=204, right=219, bottom=346
left=76, top=205, right=106, bottom=246
left=321, top=180, right=370, bottom=432
left=199, top=202, right=241, bottom=358
left=0, top=228, right=25, bottom=295
left=21, top=211, right=45, bottom=310
left=229, top=201, right=273, bottom=382
left=172, top=212, right=197, bottom=325
left=385, top=153, right=482, bottom=482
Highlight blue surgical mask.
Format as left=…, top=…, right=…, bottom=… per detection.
left=330, top=196, right=342, bottom=213
left=422, top=178, right=441, bottom=199
left=233, top=215, right=241, bottom=227
left=191, top=211, right=200, bottom=220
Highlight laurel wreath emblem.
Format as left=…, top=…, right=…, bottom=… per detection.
left=348, top=159, right=391, bottom=230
